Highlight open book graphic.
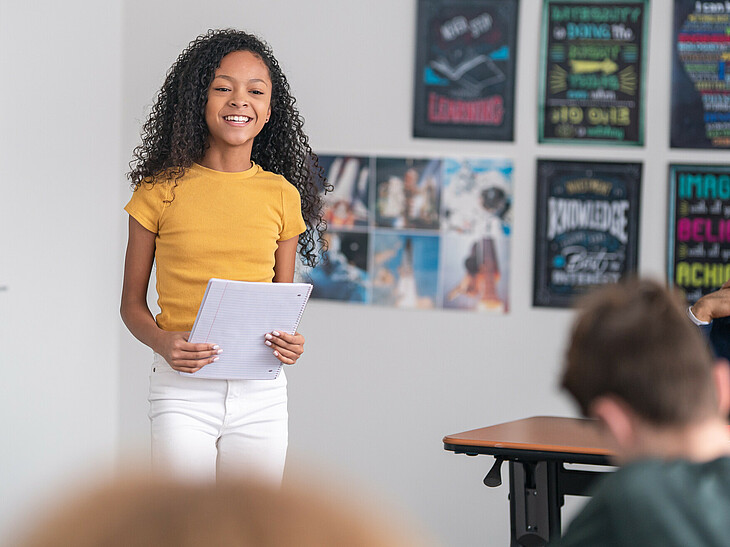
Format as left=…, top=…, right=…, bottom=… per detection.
left=185, top=279, right=313, bottom=380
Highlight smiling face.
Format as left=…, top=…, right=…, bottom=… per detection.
left=203, top=50, right=272, bottom=169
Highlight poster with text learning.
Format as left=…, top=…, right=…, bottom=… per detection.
left=539, top=0, right=648, bottom=145
left=413, top=0, right=519, bottom=141
left=671, top=1, right=730, bottom=149
left=534, top=160, right=642, bottom=308
left=668, top=165, right=730, bottom=304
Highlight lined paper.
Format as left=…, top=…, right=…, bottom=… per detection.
left=186, top=279, right=313, bottom=380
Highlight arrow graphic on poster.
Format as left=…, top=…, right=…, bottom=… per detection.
left=569, top=58, right=618, bottom=74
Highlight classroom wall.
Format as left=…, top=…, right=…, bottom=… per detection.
left=115, top=1, right=661, bottom=545
left=0, top=0, right=123, bottom=537
left=2, top=0, right=725, bottom=545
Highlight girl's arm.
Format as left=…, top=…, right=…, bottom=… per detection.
left=120, top=216, right=220, bottom=373
left=267, top=235, right=305, bottom=365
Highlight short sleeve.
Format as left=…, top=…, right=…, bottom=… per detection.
left=124, top=182, right=169, bottom=234
left=279, top=180, right=306, bottom=241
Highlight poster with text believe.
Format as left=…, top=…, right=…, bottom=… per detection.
left=539, top=0, right=648, bottom=145
left=671, top=1, right=730, bottom=149
left=413, top=0, right=519, bottom=141
left=668, top=165, right=730, bottom=303
left=534, top=160, right=642, bottom=308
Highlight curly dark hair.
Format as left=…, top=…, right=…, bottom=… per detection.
left=128, top=29, right=330, bottom=266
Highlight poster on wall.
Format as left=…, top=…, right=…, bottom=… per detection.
left=412, top=0, right=519, bottom=141
left=538, top=0, right=648, bottom=145
left=440, top=158, right=512, bottom=312
left=375, top=158, right=442, bottom=230
left=671, top=1, right=730, bottom=149
left=297, top=154, right=512, bottom=313
left=668, top=165, right=730, bottom=303
left=533, top=160, right=642, bottom=308
left=297, top=230, right=370, bottom=304
left=318, top=155, right=371, bottom=228
left=371, top=233, right=441, bottom=309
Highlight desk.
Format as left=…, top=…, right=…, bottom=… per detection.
left=443, top=416, right=614, bottom=547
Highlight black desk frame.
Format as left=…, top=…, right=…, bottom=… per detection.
left=443, top=442, right=611, bottom=547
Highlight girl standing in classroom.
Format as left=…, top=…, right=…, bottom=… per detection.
left=120, top=29, right=328, bottom=482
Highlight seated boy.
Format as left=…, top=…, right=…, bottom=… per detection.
left=552, top=279, right=730, bottom=547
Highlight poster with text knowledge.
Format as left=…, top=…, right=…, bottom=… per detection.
left=534, top=160, right=642, bottom=308
left=413, top=0, right=519, bottom=141
left=671, top=1, right=730, bottom=149
left=668, top=165, right=730, bottom=303
left=539, top=0, right=648, bottom=145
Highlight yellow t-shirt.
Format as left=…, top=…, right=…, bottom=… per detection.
left=124, top=162, right=306, bottom=332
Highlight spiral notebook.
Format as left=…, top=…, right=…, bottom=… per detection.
left=185, top=279, right=313, bottom=380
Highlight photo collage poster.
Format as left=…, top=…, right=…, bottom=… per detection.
left=533, top=160, right=642, bottom=308
left=538, top=0, right=648, bottom=145
left=668, top=165, right=730, bottom=304
left=412, top=0, right=519, bottom=141
left=671, top=0, right=730, bottom=149
left=296, top=155, right=513, bottom=312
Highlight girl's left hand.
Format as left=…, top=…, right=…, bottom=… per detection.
left=264, top=331, right=305, bottom=365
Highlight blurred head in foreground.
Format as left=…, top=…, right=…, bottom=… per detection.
left=17, top=475, right=429, bottom=547
left=561, top=278, right=730, bottom=463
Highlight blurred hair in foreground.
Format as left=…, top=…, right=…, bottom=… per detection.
left=14, top=473, right=433, bottom=547
left=562, top=277, right=718, bottom=425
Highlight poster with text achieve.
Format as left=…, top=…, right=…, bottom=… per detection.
left=539, top=0, right=648, bottom=145
left=671, top=1, right=730, bottom=149
left=534, top=160, right=642, bottom=308
left=668, top=165, right=730, bottom=304
left=413, top=0, right=519, bottom=141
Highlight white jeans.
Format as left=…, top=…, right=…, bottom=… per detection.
left=148, top=353, right=288, bottom=483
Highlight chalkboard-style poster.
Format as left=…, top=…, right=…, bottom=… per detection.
left=668, top=165, right=730, bottom=303
left=413, top=0, right=519, bottom=141
left=534, top=160, right=642, bottom=308
left=671, top=2, right=730, bottom=149
left=539, top=1, right=648, bottom=145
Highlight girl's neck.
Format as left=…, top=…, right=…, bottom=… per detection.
left=198, top=148, right=253, bottom=173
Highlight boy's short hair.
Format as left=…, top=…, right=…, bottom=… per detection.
left=562, top=279, right=717, bottom=426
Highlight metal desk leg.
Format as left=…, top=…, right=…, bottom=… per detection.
left=508, top=461, right=561, bottom=547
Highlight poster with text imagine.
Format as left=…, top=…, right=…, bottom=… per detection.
left=534, top=160, right=642, bottom=308
left=671, top=1, right=730, bottom=149
left=668, top=165, right=730, bottom=304
left=413, top=0, right=519, bottom=141
left=539, top=0, right=648, bottom=145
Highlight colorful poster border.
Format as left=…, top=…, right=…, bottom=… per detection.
left=538, top=0, right=649, bottom=146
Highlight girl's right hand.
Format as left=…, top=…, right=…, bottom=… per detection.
left=155, top=331, right=221, bottom=373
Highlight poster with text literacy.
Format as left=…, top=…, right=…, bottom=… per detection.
left=671, top=1, right=730, bottom=149
left=668, top=165, right=730, bottom=304
left=539, top=0, right=648, bottom=145
left=534, top=160, right=642, bottom=308
left=413, top=0, right=519, bottom=141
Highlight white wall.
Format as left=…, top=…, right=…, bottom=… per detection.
left=3, top=0, right=725, bottom=545
left=0, top=0, right=123, bottom=538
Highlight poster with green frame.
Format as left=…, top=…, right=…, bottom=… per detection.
left=538, top=0, right=649, bottom=145
left=667, top=164, right=730, bottom=304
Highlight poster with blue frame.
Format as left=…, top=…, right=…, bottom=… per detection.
left=413, top=0, right=519, bottom=141
left=533, top=160, right=642, bottom=308
left=671, top=1, right=730, bottom=149
left=668, top=164, right=730, bottom=304
left=538, top=0, right=648, bottom=145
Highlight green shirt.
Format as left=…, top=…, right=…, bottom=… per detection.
left=552, top=457, right=730, bottom=547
